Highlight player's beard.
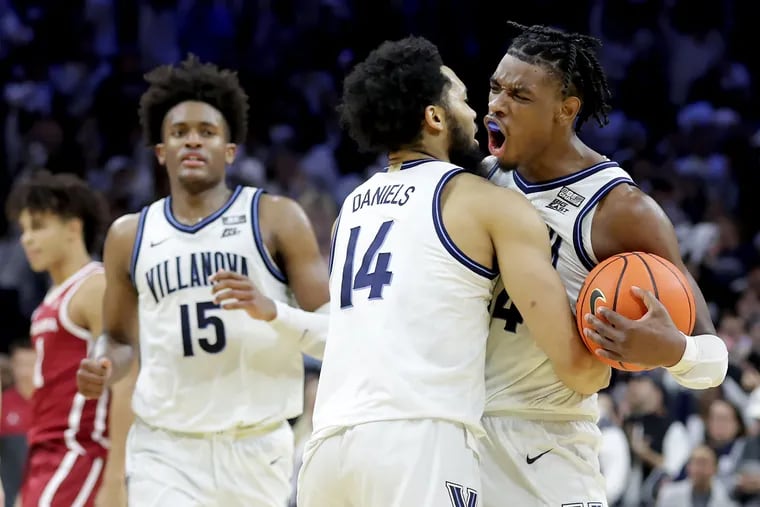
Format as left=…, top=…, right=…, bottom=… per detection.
left=448, top=118, right=484, bottom=173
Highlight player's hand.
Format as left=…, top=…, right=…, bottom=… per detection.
left=77, top=357, right=112, bottom=399
left=583, top=286, right=686, bottom=368
left=210, top=270, right=277, bottom=321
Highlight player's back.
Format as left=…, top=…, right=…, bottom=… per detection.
left=28, top=261, right=109, bottom=453
left=131, top=186, right=303, bottom=433
left=313, top=159, right=497, bottom=437
left=485, top=159, right=633, bottom=420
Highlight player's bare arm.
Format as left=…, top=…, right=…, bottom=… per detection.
left=212, top=194, right=330, bottom=358
left=68, top=272, right=132, bottom=506
left=584, top=185, right=727, bottom=387
left=77, top=214, right=140, bottom=399
left=263, top=194, right=329, bottom=310
left=480, top=181, right=611, bottom=395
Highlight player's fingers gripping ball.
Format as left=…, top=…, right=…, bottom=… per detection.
left=575, top=252, right=696, bottom=371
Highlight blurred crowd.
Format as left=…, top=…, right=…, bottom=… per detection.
left=2, top=0, right=760, bottom=506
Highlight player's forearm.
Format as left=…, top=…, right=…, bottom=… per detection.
left=105, top=359, right=137, bottom=475
left=93, top=334, right=136, bottom=385
left=666, top=333, right=728, bottom=389
left=269, top=301, right=330, bottom=359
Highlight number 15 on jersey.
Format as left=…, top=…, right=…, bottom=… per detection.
left=338, top=220, right=395, bottom=308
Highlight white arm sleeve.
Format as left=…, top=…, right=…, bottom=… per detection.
left=269, top=300, right=329, bottom=360
left=666, top=333, right=728, bottom=390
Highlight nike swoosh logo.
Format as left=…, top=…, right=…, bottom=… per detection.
left=589, top=288, right=606, bottom=315
left=150, top=238, right=170, bottom=247
left=526, top=449, right=552, bottom=464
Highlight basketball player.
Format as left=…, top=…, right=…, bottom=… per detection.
left=297, top=36, right=610, bottom=507
left=75, top=55, right=329, bottom=507
left=480, top=22, right=729, bottom=506
left=6, top=171, right=134, bottom=507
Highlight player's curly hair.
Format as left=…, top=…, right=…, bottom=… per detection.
left=506, top=21, right=612, bottom=131
left=338, top=36, right=450, bottom=153
left=6, top=171, right=109, bottom=253
left=139, top=54, right=249, bottom=145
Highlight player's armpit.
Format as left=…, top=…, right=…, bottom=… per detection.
left=68, top=272, right=106, bottom=336
left=262, top=195, right=329, bottom=311
left=98, top=213, right=141, bottom=385
left=485, top=187, right=610, bottom=395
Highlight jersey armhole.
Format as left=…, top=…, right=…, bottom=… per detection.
left=251, top=189, right=288, bottom=283
left=432, top=168, right=499, bottom=280
left=572, top=178, right=637, bottom=270
left=129, top=206, right=150, bottom=288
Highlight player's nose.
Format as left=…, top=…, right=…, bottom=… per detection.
left=184, top=130, right=203, bottom=146
left=488, top=94, right=507, bottom=117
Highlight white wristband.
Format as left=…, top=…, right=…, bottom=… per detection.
left=270, top=300, right=329, bottom=359
left=667, top=332, right=698, bottom=374
left=665, top=332, right=728, bottom=389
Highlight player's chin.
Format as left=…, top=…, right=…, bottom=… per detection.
left=177, top=170, right=219, bottom=191
left=25, top=255, right=48, bottom=272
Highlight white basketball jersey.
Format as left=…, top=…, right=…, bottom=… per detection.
left=485, top=160, right=634, bottom=421
left=130, top=186, right=302, bottom=432
left=312, top=159, right=497, bottom=437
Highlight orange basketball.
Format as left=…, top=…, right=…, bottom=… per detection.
left=575, top=252, right=696, bottom=371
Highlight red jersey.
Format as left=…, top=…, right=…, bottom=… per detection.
left=28, top=262, right=109, bottom=454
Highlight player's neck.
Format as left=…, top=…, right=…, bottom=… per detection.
left=388, top=147, right=445, bottom=167
left=518, top=135, right=605, bottom=183
left=169, top=183, right=232, bottom=226
left=48, top=247, right=92, bottom=286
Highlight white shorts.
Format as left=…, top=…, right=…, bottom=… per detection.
left=297, top=419, right=481, bottom=507
left=480, top=416, right=607, bottom=507
left=126, top=418, right=294, bottom=507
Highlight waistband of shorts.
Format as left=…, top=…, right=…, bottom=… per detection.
left=135, top=417, right=284, bottom=440
left=482, top=408, right=599, bottom=423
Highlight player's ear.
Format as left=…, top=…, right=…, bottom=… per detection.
left=224, top=143, right=238, bottom=165
left=558, top=96, right=581, bottom=126
left=423, top=105, right=445, bottom=134
left=66, top=216, right=83, bottom=240
left=155, top=144, right=166, bottom=165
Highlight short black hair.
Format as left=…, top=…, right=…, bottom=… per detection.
left=139, top=54, right=249, bottom=145
left=506, top=21, right=612, bottom=131
left=6, top=171, right=109, bottom=253
left=338, top=36, right=450, bottom=153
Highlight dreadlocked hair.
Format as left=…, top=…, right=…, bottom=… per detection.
left=6, top=170, right=109, bottom=253
left=139, top=54, right=249, bottom=145
left=506, top=21, right=612, bottom=130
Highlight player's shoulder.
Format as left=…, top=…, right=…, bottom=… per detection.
left=258, top=191, right=315, bottom=239
left=104, top=212, right=143, bottom=257
left=108, top=212, right=141, bottom=237
left=597, top=182, right=662, bottom=223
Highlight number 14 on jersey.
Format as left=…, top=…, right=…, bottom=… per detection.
left=339, top=220, right=395, bottom=308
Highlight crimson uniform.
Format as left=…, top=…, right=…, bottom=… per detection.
left=21, top=262, right=110, bottom=507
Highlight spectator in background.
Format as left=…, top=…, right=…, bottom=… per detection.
left=623, top=372, right=692, bottom=506
left=598, top=393, right=631, bottom=506
left=0, top=340, right=33, bottom=507
left=656, top=444, right=738, bottom=507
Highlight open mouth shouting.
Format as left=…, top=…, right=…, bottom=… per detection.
left=484, top=116, right=506, bottom=158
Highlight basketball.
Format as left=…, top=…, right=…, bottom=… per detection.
left=575, top=252, right=696, bottom=371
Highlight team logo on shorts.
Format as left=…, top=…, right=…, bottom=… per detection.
left=446, top=481, right=478, bottom=507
